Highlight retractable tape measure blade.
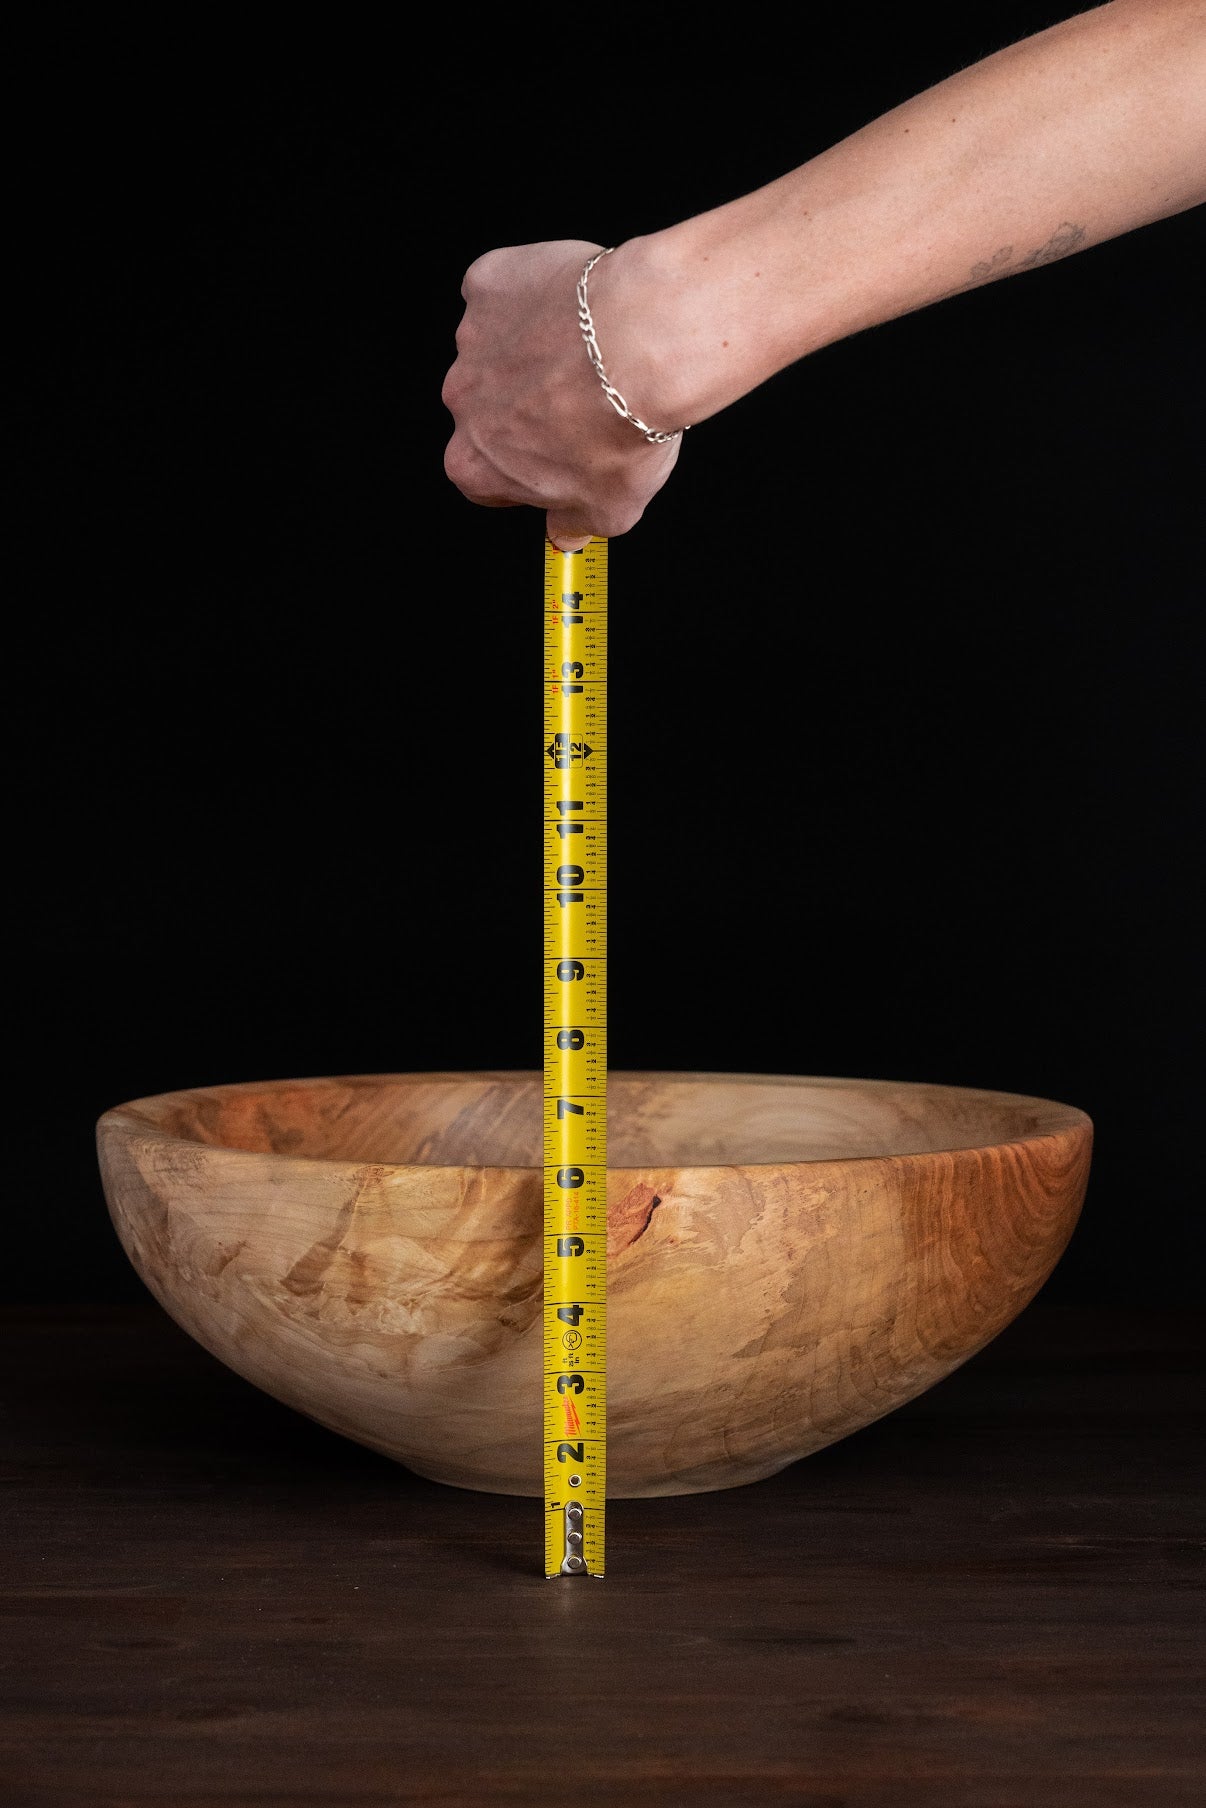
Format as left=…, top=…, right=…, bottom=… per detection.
left=543, top=538, right=607, bottom=1579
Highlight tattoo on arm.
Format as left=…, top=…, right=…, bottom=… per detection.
left=969, top=221, right=1087, bottom=284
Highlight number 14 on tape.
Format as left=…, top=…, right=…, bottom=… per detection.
left=543, top=537, right=607, bottom=1578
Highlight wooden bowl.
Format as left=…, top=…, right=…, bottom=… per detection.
left=97, top=1071, right=1091, bottom=1497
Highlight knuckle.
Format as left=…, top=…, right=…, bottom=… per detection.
left=460, top=248, right=503, bottom=299
left=443, top=436, right=472, bottom=489
left=443, top=437, right=508, bottom=509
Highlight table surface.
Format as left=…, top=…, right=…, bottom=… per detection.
left=1, top=1300, right=1202, bottom=1808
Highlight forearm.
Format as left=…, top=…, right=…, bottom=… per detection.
left=602, top=0, right=1206, bottom=428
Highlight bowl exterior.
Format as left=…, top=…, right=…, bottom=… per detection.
left=97, top=1086, right=1092, bottom=1497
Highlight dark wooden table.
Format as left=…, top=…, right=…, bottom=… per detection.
left=1, top=1302, right=1202, bottom=1807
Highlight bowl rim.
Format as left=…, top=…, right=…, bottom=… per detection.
left=95, top=1069, right=1093, bottom=1170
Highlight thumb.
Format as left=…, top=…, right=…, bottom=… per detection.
left=546, top=511, right=592, bottom=554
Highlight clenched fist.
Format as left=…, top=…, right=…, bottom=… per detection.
left=442, top=239, right=683, bottom=552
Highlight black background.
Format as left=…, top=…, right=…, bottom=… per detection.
left=16, top=5, right=1204, bottom=1305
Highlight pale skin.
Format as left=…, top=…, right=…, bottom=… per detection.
left=442, top=0, right=1206, bottom=551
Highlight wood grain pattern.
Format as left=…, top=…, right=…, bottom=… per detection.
left=96, top=1071, right=1092, bottom=1497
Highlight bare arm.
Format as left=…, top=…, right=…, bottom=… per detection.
left=442, top=0, right=1206, bottom=549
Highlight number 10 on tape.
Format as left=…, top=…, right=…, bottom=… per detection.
left=543, top=537, right=607, bottom=1579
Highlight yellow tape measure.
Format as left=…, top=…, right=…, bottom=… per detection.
left=543, top=537, right=607, bottom=1579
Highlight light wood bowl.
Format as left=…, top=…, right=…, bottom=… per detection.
left=97, top=1071, right=1091, bottom=1497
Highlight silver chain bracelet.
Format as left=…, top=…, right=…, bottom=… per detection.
left=577, top=248, right=688, bottom=446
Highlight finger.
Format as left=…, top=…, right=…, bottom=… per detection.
left=444, top=437, right=524, bottom=508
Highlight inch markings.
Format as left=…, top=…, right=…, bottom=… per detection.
left=543, top=538, right=607, bottom=1579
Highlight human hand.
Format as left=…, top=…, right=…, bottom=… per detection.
left=442, top=239, right=683, bottom=552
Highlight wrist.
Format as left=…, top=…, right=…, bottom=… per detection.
left=583, top=231, right=755, bottom=434
left=576, top=249, right=685, bottom=444
left=587, top=207, right=827, bottom=434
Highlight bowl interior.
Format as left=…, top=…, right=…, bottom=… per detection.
left=115, top=1072, right=1085, bottom=1167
